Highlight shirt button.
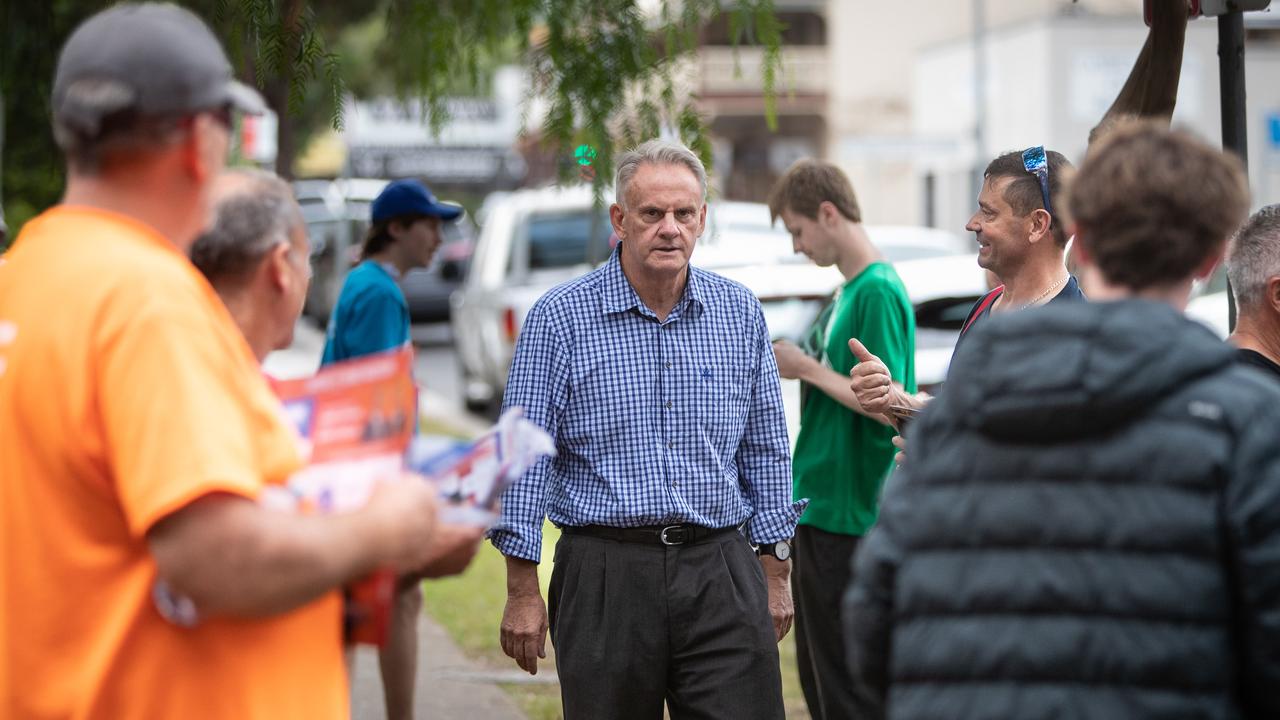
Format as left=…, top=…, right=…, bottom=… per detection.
left=668, top=441, right=675, bottom=449
left=665, top=400, right=673, bottom=409
left=665, top=362, right=672, bottom=369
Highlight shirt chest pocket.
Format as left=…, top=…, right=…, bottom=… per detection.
left=694, top=359, right=753, bottom=445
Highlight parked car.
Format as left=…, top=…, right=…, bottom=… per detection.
left=1185, top=265, right=1231, bottom=338
left=296, top=177, right=473, bottom=324
left=399, top=215, right=477, bottom=323
left=297, top=178, right=386, bottom=323
left=452, top=188, right=985, bottom=426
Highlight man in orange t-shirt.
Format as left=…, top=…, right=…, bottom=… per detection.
left=0, top=6, right=472, bottom=719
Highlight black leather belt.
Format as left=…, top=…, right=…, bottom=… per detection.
left=561, top=523, right=738, bottom=547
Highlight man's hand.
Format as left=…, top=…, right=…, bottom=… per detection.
left=892, top=434, right=907, bottom=466
left=760, top=554, right=793, bottom=642
left=771, top=339, right=813, bottom=381
left=500, top=557, right=549, bottom=675
left=848, top=338, right=896, bottom=415
left=360, top=474, right=442, bottom=574
left=407, top=519, right=486, bottom=580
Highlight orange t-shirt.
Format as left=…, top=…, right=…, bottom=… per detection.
left=0, top=207, right=346, bottom=720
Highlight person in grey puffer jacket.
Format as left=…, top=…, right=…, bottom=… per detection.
left=844, top=122, right=1280, bottom=720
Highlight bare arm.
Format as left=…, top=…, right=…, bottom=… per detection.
left=148, top=477, right=441, bottom=618
left=800, top=357, right=894, bottom=426
left=500, top=556, right=549, bottom=675
left=773, top=339, right=891, bottom=424
left=761, top=554, right=794, bottom=642
left=1090, top=0, right=1191, bottom=145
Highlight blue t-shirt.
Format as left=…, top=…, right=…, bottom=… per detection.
left=320, top=260, right=410, bottom=366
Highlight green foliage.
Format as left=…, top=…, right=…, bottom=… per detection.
left=1, top=0, right=782, bottom=242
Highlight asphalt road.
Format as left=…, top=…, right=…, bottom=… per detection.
left=409, top=322, right=467, bottom=411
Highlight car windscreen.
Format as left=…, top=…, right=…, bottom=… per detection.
left=526, top=210, right=613, bottom=270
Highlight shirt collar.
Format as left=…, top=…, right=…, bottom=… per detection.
left=599, top=245, right=709, bottom=319
left=374, top=260, right=401, bottom=280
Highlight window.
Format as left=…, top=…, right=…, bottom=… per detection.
left=526, top=210, right=613, bottom=270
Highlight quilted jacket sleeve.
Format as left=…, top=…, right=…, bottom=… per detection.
left=1224, top=395, right=1280, bottom=716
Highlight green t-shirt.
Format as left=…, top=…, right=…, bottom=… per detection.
left=793, top=262, right=915, bottom=536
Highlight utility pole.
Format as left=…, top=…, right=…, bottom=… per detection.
left=972, top=0, right=988, bottom=204
left=1219, top=8, right=1247, bottom=332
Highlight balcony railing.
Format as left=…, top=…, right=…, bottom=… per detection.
left=699, top=46, right=828, bottom=96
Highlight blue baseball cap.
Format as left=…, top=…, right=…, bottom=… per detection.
left=371, top=179, right=463, bottom=223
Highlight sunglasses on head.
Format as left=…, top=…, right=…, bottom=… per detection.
left=1021, top=145, right=1053, bottom=222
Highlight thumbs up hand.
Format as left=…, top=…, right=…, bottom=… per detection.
left=848, top=338, right=894, bottom=415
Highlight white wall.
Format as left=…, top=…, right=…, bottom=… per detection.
left=912, top=14, right=1280, bottom=234
left=823, top=0, right=1142, bottom=225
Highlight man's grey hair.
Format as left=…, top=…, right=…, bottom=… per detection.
left=1226, top=204, right=1280, bottom=311
left=615, top=139, right=708, bottom=208
left=191, top=168, right=304, bottom=287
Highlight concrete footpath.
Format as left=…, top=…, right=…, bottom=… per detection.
left=349, top=618, right=526, bottom=720
left=265, top=322, right=526, bottom=720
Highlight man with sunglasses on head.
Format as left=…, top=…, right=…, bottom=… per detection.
left=0, top=6, right=450, bottom=719
left=845, top=121, right=1280, bottom=720
left=850, top=0, right=1197, bottom=424
left=849, top=146, right=1082, bottom=420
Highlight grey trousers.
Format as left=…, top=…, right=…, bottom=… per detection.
left=548, top=529, right=785, bottom=720
left=793, top=524, right=861, bottom=720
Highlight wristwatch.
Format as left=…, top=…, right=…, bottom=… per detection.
left=755, top=540, right=792, bottom=561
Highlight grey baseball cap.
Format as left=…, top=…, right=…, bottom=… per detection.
left=53, top=3, right=265, bottom=138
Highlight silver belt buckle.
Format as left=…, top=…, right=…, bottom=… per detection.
left=660, top=525, right=689, bottom=546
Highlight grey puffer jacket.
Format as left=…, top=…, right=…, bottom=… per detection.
left=844, top=299, right=1280, bottom=720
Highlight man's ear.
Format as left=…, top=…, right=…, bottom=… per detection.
left=182, top=115, right=220, bottom=183
left=609, top=203, right=626, bottom=240
left=1026, top=208, right=1053, bottom=245
left=1266, top=276, right=1280, bottom=316
left=818, top=200, right=840, bottom=228
left=267, top=242, right=292, bottom=291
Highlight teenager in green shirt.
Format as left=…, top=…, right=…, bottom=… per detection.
left=768, top=160, right=915, bottom=720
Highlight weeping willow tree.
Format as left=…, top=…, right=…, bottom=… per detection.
left=0, top=0, right=782, bottom=242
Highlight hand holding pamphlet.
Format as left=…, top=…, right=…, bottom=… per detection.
left=153, top=346, right=554, bottom=646
left=405, top=407, right=556, bottom=526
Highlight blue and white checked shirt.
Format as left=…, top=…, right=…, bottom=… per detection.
left=489, top=248, right=803, bottom=562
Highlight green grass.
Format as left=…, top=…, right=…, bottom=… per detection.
left=422, top=522, right=809, bottom=719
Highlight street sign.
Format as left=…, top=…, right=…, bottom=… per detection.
left=1269, top=112, right=1280, bottom=150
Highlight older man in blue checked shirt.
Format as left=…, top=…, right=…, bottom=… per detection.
left=490, top=138, right=802, bottom=720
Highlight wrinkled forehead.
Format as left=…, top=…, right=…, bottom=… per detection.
left=626, top=162, right=704, bottom=206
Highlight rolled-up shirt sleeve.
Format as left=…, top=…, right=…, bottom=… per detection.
left=737, top=303, right=804, bottom=544
left=488, top=301, right=571, bottom=562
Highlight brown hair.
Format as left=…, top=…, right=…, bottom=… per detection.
left=360, top=214, right=427, bottom=260
left=983, top=149, right=1073, bottom=247
left=1066, top=122, right=1250, bottom=291
left=767, top=159, right=862, bottom=225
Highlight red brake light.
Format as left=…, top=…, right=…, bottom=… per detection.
left=503, top=307, right=519, bottom=344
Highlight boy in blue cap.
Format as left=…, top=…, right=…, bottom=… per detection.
left=322, top=178, right=462, bottom=365
left=321, top=178, right=461, bottom=719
